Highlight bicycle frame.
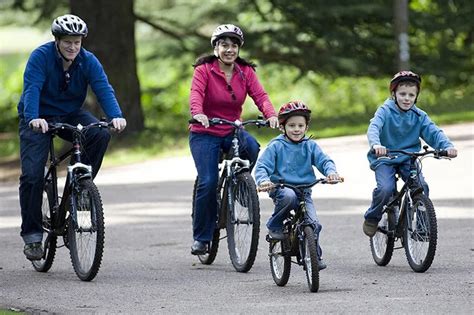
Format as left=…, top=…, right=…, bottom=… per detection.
left=379, top=148, right=446, bottom=238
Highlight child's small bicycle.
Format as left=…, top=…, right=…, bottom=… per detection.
left=370, top=146, right=449, bottom=272
left=263, top=178, right=343, bottom=292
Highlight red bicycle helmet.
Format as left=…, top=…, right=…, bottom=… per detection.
left=278, top=100, right=311, bottom=125
left=390, top=70, right=421, bottom=94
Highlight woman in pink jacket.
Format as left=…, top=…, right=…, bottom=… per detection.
left=189, top=24, right=278, bottom=255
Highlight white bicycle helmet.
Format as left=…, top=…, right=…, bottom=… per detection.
left=210, top=24, right=244, bottom=47
left=51, top=14, right=88, bottom=37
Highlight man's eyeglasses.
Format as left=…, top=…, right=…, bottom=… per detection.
left=227, top=84, right=236, bottom=101
left=61, top=71, right=71, bottom=91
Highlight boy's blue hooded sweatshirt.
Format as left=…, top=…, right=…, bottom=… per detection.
left=367, top=98, right=453, bottom=170
left=255, top=134, right=337, bottom=186
left=17, top=41, right=123, bottom=124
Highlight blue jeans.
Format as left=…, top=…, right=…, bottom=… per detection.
left=189, top=130, right=260, bottom=242
left=267, top=187, right=323, bottom=258
left=364, top=163, right=429, bottom=223
left=18, top=109, right=111, bottom=244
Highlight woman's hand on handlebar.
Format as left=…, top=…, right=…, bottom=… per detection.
left=29, top=118, right=49, bottom=133
left=193, top=114, right=209, bottom=128
left=267, top=116, right=279, bottom=129
left=111, top=118, right=127, bottom=132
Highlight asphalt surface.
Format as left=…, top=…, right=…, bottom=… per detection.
left=0, top=123, right=473, bottom=314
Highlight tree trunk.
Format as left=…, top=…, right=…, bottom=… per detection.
left=70, top=0, right=144, bottom=133
left=394, top=0, right=410, bottom=71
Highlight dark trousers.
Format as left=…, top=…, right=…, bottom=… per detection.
left=18, top=109, right=111, bottom=244
left=189, top=130, right=260, bottom=242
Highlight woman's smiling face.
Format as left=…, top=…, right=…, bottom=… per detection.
left=214, top=37, right=239, bottom=64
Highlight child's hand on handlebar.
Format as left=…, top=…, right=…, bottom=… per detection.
left=29, top=118, right=48, bottom=133
left=193, top=114, right=209, bottom=128
left=257, top=181, right=275, bottom=192
left=326, top=173, right=343, bottom=184
left=372, top=144, right=387, bottom=157
left=446, top=147, right=458, bottom=158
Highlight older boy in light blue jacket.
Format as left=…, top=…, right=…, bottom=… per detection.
left=363, top=71, right=458, bottom=237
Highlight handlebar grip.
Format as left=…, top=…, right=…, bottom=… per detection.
left=188, top=118, right=199, bottom=124
left=438, top=150, right=448, bottom=157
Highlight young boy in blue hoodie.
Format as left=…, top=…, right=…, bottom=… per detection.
left=362, top=71, right=458, bottom=237
left=255, top=101, right=341, bottom=270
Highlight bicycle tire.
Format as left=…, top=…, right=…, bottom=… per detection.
left=192, top=177, right=220, bottom=264
left=68, top=179, right=104, bottom=281
left=32, top=181, right=57, bottom=272
left=269, top=240, right=291, bottom=286
left=226, top=172, right=260, bottom=272
left=403, top=193, right=437, bottom=272
left=302, top=226, right=319, bottom=292
left=370, top=211, right=395, bottom=266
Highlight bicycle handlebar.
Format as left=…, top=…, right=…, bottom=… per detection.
left=373, top=147, right=448, bottom=159
left=257, top=177, right=344, bottom=192
left=47, top=121, right=112, bottom=133
left=189, top=117, right=269, bottom=128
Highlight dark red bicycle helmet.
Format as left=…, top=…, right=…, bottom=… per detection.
left=390, top=70, right=421, bottom=94
left=278, top=100, right=311, bottom=125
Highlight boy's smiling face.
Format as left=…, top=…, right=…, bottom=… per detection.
left=394, top=84, right=418, bottom=111
left=283, top=115, right=308, bottom=142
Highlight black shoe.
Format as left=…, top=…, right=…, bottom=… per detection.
left=23, top=242, right=43, bottom=261
left=318, top=259, right=327, bottom=270
left=268, top=230, right=286, bottom=240
left=191, top=240, right=208, bottom=255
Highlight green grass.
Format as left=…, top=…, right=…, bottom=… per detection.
left=0, top=308, right=25, bottom=314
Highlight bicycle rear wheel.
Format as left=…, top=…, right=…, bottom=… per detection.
left=192, top=177, right=220, bottom=264
left=68, top=179, right=104, bottom=281
left=403, top=193, right=437, bottom=272
left=269, top=240, right=291, bottom=286
left=32, top=181, right=57, bottom=272
left=226, top=172, right=260, bottom=272
left=370, top=211, right=395, bottom=266
left=302, top=226, right=319, bottom=292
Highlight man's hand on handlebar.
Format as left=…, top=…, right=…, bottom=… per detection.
left=193, top=114, right=209, bottom=128
left=29, top=118, right=48, bottom=133
left=111, top=118, right=127, bottom=132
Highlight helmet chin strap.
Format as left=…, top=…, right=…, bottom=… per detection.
left=56, top=42, right=73, bottom=63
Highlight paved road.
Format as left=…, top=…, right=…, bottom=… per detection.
left=1, top=123, right=473, bottom=313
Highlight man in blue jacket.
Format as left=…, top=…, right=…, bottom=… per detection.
left=17, top=14, right=127, bottom=260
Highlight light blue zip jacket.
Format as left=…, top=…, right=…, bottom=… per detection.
left=255, top=134, right=337, bottom=186
left=367, top=98, right=454, bottom=170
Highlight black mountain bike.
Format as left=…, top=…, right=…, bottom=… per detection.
left=265, top=178, right=343, bottom=292
left=370, top=146, right=449, bottom=273
left=32, top=121, right=111, bottom=281
left=190, top=117, right=268, bottom=272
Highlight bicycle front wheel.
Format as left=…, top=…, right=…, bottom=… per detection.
left=403, top=193, right=437, bottom=272
left=302, top=226, right=319, bottom=292
left=370, top=211, right=395, bottom=266
left=226, top=172, right=260, bottom=272
left=32, top=181, right=57, bottom=272
left=68, top=179, right=105, bottom=281
left=269, top=240, right=291, bottom=286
